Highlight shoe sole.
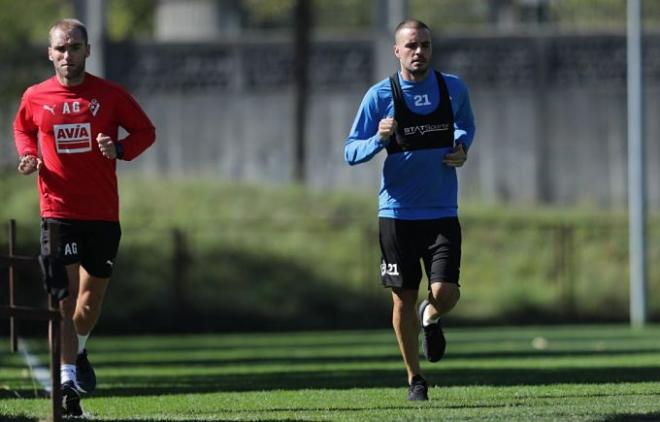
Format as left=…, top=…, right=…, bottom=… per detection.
left=62, top=387, right=83, bottom=416
left=418, top=299, right=430, bottom=327
left=408, top=392, right=429, bottom=401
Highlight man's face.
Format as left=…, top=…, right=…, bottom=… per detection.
left=394, top=27, right=432, bottom=79
left=48, top=27, right=89, bottom=84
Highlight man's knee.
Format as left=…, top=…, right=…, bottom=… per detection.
left=74, top=291, right=102, bottom=321
left=430, top=282, right=460, bottom=309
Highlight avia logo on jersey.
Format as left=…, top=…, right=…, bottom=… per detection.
left=54, top=123, right=92, bottom=154
left=403, top=123, right=450, bottom=136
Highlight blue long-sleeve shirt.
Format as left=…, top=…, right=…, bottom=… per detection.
left=345, top=71, right=475, bottom=220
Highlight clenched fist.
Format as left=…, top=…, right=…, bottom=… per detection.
left=443, top=143, right=467, bottom=167
left=17, top=154, right=42, bottom=175
left=97, top=133, right=117, bottom=159
left=378, top=117, right=398, bottom=141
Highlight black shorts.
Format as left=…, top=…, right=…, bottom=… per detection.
left=379, top=217, right=461, bottom=290
left=40, top=218, right=121, bottom=278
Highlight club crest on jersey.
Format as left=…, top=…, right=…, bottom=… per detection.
left=90, top=99, right=100, bottom=116
left=54, top=123, right=92, bottom=154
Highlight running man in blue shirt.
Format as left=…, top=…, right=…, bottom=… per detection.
left=345, top=19, right=475, bottom=401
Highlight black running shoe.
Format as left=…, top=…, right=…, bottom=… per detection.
left=76, top=349, right=96, bottom=394
left=418, top=299, right=446, bottom=362
left=61, top=380, right=83, bottom=417
left=407, top=374, right=429, bottom=401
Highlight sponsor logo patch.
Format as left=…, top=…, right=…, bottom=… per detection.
left=403, top=123, right=450, bottom=136
left=54, top=123, right=92, bottom=154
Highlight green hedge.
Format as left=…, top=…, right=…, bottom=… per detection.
left=1, top=171, right=658, bottom=332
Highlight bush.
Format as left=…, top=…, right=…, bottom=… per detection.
left=1, top=171, right=658, bottom=332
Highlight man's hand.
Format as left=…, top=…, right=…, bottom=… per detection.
left=443, top=143, right=467, bottom=167
left=378, top=117, right=397, bottom=140
left=17, top=154, right=42, bottom=175
left=97, top=133, right=117, bottom=159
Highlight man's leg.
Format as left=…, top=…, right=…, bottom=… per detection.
left=425, top=281, right=460, bottom=323
left=59, top=264, right=83, bottom=415
left=418, top=281, right=460, bottom=362
left=74, top=266, right=110, bottom=337
left=391, top=288, right=421, bottom=383
left=61, top=264, right=81, bottom=370
left=392, top=288, right=429, bottom=401
left=379, top=218, right=428, bottom=399
left=73, top=266, right=110, bottom=394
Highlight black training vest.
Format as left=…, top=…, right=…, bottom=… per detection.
left=386, top=71, right=455, bottom=154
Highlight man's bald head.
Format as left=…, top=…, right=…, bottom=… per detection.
left=394, top=19, right=431, bottom=42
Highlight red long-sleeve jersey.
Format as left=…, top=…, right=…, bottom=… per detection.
left=13, top=73, right=155, bottom=221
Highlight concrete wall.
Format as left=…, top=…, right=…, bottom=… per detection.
left=126, top=83, right=658, bottom=208
left=3, top=34, right=659, bottom=208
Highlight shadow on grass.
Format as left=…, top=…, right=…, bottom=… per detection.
left=2, top=359, right=660, bottom=399
left=0, top=402, right=552, bottom=422
left=90, top=354, right=403, bottom=368
left=0, top=417, right=318, bottom=422
left=110, top=366, right=660, bottom=396
left=0, top=401, right=523, bottom=422
left=0, top=418, right=37, bottom=422
left=0, top=418, right=315, bottom=422
left=77, top=346, right=660, bottom=369
left=597, top=413, right=660, bottom=422
left=3, top=364, right=657, bottom=399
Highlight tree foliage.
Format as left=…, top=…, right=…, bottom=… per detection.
left=0, top=0, right=71, bottom=44
left=2, top=0, right=660, bottom=99
left=106, top=0, right=156, bottom=41
left=0, top=0, right=70, bottom=99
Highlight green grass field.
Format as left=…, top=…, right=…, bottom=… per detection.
left=1, top=325, right=660, bottom=421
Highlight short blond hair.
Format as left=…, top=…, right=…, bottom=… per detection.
left=49, top=18, right=88, bottom=45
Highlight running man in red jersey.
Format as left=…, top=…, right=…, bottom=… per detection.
left=13, top=18, right=155, bottom=416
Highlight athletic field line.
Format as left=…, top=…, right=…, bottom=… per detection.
left=17, top=338, right=51, bottom=393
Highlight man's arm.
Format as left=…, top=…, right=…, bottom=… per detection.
left=13, top=89, right=42, bottom=174
left=344, top=85, right=392, bottom=166
left=451, top=77, right=476, bottom=152
left=113, top=88, right=156, bottom=161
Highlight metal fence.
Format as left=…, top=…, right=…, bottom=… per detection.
left=99, top=35, right=660, bottom=93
